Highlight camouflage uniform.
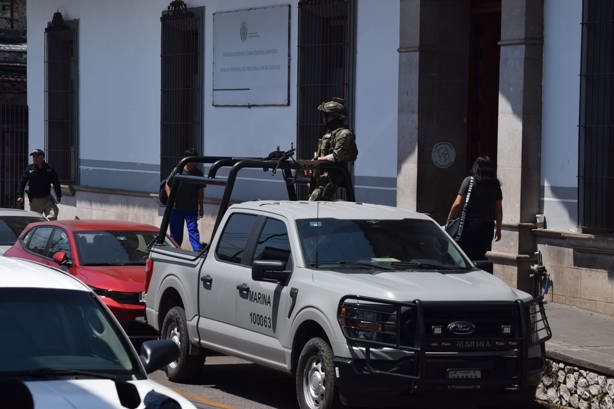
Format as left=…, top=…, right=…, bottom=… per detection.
left=309, top=99, right=358, bottom=201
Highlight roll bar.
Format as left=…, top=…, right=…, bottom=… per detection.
left=156, top=153, right=355, bottom=244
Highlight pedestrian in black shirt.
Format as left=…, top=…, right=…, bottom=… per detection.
left=164, top=148, right=204, bottom=251
left=16, top=149, right=61, bottom=220
left=447, top=156, right=502, bottom=260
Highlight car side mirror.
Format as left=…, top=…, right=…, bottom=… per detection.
left=52, top=251, right=72, bottom=267
left=252, top=260, right=290, bottom=284
left=139, top=339, right=179, bottom=373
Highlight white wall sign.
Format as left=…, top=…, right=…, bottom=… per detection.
left=213, top=5, right=290, bottom=106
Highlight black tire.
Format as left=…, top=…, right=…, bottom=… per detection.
left=160, top=306, right=205, bottom=382
left=295, top=338, right=341, bottom=409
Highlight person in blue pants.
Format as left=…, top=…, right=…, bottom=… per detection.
left=165, top=148, right=204, bottom=251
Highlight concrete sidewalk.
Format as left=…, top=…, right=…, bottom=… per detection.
left=544, top=302, right=614, bottom=377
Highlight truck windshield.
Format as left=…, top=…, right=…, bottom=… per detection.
left=296, top=218, right=470, bottom=271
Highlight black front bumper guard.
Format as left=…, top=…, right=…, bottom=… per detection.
left=337, top=295, right=552, bottom=388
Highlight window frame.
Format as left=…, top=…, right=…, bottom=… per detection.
left=160, top=5, right=204, bottom=180
left=578, top=0, right=614, bottom=233
left=250, top=216, right=294, bottom=269
left=44, top=12, right=79, bottom=184
left=47, top=227, right=71, bottom=259
left=297, top=0, right=357, bottom=160
left=214, top=212, right=260, bottom=266
left=25, top=226, right=54, bottom=257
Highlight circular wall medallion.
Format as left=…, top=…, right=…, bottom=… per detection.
left=431, top=142, right=456, bottom=169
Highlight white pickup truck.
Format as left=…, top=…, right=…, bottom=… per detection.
left=143, top=155, right=551, bottom=409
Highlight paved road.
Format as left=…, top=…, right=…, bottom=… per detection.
left=150, top=354, right=551, bottom=409
left=150, top=354, right=296, bottom=409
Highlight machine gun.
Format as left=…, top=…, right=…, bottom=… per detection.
left=264, top=145, right=296, bottom=175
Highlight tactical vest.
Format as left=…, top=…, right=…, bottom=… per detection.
left=316, top=127, right=358, bottom=163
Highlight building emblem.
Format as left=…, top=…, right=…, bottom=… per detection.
left=431, top=142, right=456, bottom=169
left=240, top=21, right=248, bottom=42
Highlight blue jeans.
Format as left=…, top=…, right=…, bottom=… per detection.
left=170, top=209, right=201, bottom=251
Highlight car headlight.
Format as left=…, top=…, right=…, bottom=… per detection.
left=89, top=286, right=141, bottom=305
left=338, top=302, right=405, bottom=345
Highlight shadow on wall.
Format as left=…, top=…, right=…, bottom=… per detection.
left=538, top=183, right=578, bottom=230
left=573, top=249, right=614, bottom=283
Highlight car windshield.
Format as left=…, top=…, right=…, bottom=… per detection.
left=296, top=218, right=470, bottom=272
left=75, top=230, right=166, bottom=266
left=0, top=216, right=42, bottom=245
left=0, top=288, right=138, bottom=379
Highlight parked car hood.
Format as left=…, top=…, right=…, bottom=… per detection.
left=0, top=245, right=11, bottom=255
left=24, top=379, right=195, bottom=409
left=77, top=265, right=146, bottom=293
left=315, top=269, right=530, bottom=302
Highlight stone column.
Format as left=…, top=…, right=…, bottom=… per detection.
left=397, top=0, right=421, bottom=211
left=490, top=0, right=544, bottom=291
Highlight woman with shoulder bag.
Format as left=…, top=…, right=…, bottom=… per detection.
left=446, top=156, right=503, bottom=260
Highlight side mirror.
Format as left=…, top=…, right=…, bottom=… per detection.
left=252, top=260, right=290, bottom=284
left=52, top=251, right=72, bottom=267
left=139, top=339, right=179, bottom=373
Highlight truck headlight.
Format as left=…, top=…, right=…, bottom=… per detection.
left=338, top=302, right=399, bottom=344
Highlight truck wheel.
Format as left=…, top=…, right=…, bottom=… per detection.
left=161, top=306, right=205, bottom=382
left=296, top=338, right=340, bottom=409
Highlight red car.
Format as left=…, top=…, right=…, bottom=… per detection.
left=4, top=220, right=175, bottom=324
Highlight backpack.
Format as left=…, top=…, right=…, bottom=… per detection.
left=331, top=128, right=358, bottom=163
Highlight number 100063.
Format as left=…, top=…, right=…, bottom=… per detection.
left=249, top=312, right=272, bottom=329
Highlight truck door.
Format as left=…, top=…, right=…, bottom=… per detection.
left=234, top=217, right=293, bottom=364
left=198, top=213, right=259, bottom=352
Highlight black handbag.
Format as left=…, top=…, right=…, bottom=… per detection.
left=445, top=177, right=474, bottom=241
left=445, top=217, right=462, bottom=240
left=158, top=178, right=169, bottom=206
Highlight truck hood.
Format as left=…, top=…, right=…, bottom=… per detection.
left=24, top=379, right=195, bottom=409
left=315, top=269, right=527, bottom=302
left=77, top=266, right=145, bottom=293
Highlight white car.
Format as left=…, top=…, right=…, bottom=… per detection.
left=0, top=208, right=45, bottom=254
left=0, top=256, right=196, bottom=409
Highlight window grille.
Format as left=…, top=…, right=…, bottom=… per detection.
left=160, top=3, right=203, bottom=180
left=0, top=104, right=27, bottom=208
left=45, top=12, right=78, bottom=184
left=297, top=0, right=356, bottom=162
left=579, top=0, right=614, bottom=232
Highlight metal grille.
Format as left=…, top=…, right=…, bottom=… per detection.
left=579, top=0, right=614, bottom=232
left=45, top=12, right=78, bottom=184
left=297, top=0, right=355, bottom=162
left=160, top=3, right=203, bottom=180
left=0, top=103, right=27, bottom=208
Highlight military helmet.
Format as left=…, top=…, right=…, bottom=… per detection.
left=317, top=97, right=346, bottom=117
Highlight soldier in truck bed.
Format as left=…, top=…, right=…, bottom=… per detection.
left=308, top=97, right=358, bottom=201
